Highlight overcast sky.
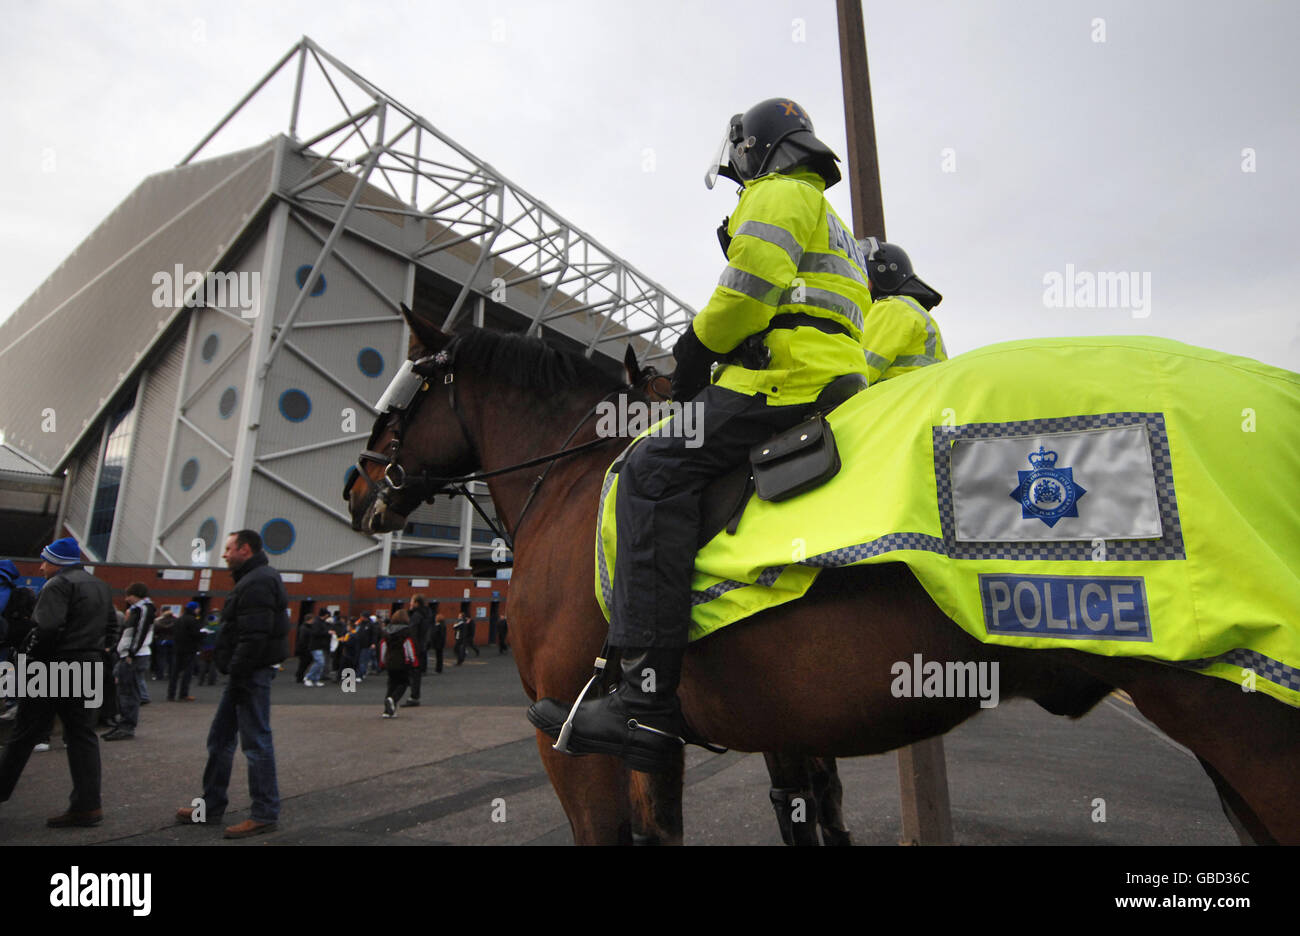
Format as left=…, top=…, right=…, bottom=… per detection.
left=1, top=0, right=1297, bottom=371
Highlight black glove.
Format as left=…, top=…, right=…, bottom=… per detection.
left=670, top=327, right=712, bottom=402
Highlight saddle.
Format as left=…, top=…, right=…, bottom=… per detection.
left=697, top=373, right=868, bottom=547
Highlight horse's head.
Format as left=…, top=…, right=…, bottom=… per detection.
left=345, top=306, right=480, bottom=534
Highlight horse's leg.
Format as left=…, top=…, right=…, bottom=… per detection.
left=534, top=735, right=634, bottom=844
left=762, top=752, right=823, bottom=845
left=809, top=757, right=853, bottom=846
left=627, top=747, right=685, bottom=845
left=1063, top=652, right=1300, bottom=844
left=1196, top=756, right=1275, bottom=846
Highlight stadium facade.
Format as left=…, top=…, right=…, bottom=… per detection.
left=0, top=37, right=693, bottom=575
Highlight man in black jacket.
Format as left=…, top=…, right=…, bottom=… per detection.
left=176, top=530, right=288, bottom=839
left=169, top=602, right=202, bottom=701
left=0, top=536, right=115, bottom=827
left=403, top=596, right=432, bottom=707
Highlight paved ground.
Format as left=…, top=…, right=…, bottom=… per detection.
left=0, top=650, right=1239, bottom=846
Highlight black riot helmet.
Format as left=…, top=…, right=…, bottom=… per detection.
left=861, top=238, right=943, bottom=310
left=706, top=98, right=841, bottom=190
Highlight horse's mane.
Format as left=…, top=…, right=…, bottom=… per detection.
left=447, top=328, right=625, bottom=396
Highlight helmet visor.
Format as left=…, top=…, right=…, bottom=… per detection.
left=704, top=127, right=731, bottom=190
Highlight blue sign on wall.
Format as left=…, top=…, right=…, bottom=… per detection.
left=376, top=577, right=396, bottom=591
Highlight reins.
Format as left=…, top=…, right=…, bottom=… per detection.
left=353, top=337, right=644, bottom=551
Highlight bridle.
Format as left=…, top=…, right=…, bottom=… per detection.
left=345, top=338, right=662, bottom=549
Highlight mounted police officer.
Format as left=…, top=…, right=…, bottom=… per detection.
left=530, top=98, right=947, bottom=773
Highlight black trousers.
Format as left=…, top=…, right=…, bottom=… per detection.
left=431, top=627, right=445, bottom=672
left=169, top=650, right=197, bottom=699
left=0, top=698, right=101, bottom=812
left=385, top=670, right=410, bottom=705
left=609, top=385, right=813, bottom=648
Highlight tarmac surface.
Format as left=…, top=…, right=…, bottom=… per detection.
left=0, top=648, right=1239, bottom=846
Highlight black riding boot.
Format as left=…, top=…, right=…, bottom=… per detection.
left=527, top=647, right=687, bottom=774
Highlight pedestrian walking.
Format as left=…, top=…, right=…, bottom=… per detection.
left=378, top=610, right=418, bottom=718
left=0, top=537, right=114, bottom=827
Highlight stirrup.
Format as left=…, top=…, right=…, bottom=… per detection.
left=626, top=718, right=686, bottom=745
left=553, top=655, right=606, bottom=754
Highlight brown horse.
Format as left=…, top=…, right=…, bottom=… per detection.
left=346, top=310, right=1299, bottom=845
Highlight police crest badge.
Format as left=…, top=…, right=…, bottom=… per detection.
left=1010, top=446, right=1087, bottom=528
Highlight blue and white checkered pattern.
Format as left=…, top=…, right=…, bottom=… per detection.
left=932, top=412, right=1185, bottom=561
left=1174, top=649, right=1300, bottom=691
left=691, top=412, right=1186, bottom=607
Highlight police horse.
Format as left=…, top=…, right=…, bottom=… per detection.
left=346, top=309, right=1299, bottom=845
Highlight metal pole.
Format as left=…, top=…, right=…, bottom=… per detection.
left=836, top=0, right=953, bottom=846
left=836, top=0, right=887, bottom=241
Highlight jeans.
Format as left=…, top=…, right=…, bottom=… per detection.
left=200, top=667, right=280, bottom=822
left=136, top=655, right=151, bottom=702
left=304, top=649, right=325, bottom=683
left=116, top=655, right=151, bottom=732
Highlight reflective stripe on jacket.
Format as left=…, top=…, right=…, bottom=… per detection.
left=862, top=294, right=949, bottom=383
left=694, top=168, right=873, bottom=405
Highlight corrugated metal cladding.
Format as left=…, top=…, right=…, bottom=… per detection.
left=111, top=335, right=185, bottom=561
left=61, top=442, right=100, bottom=541
left=243, top=473, right=375, bottom=569
left=160, top=475, right=230, bottom=567
left=0, top=143, right=276, bottom=470
left=275, top=220, right=407, bottom=326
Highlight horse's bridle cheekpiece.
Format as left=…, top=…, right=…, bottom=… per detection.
left=345, top=338, right=621, bottom=548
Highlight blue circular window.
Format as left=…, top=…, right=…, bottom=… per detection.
left=180, top=458, right=200, bottom=491
left=218, top=387, right=238, bottom=419
left=261, top=518, right=295, bottom=555
left=294, top=265, right=327, bottom=296
left=279, top=389, right=311, bottom=422
left=357, top=347, right=384, bottom=378
left=197, top=518, right=219, bottom=554
left=201, top=333, right=219, bottom=362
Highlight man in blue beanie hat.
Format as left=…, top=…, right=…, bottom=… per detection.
left=0, top=537, right=116, bottom=827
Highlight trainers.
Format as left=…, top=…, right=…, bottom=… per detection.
left=33, top=742, right=51, bottom=752
left=180, top=696, right=196, bottom=702
left=383, top=697, right=396, bottom=718
left=102, top=729, right=134, bottom=741
left=223, top=819, right=276, bottom=839
left=47, top=808, right=103, bottom=828
left=400, top=699, right=420, bottom=707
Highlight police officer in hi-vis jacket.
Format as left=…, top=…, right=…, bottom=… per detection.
left=530, top=98, right=947, bottom=773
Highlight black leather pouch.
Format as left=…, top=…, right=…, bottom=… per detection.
left=750, top=414, right=841, bottom=502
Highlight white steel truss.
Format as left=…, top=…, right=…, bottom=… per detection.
left=181, top=36, right=694, bottom=363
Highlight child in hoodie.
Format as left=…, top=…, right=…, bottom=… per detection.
left=378, top=609, right=418, bottom=718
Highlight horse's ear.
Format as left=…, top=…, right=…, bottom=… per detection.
left=623, top=344, right=642, bottom=385
left=400, top=303, right=450, bottom=355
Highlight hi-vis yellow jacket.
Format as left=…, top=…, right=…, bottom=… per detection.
left=694, top=167, right=945, bottom=404
left=864, top=294, right=948, bottom=383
